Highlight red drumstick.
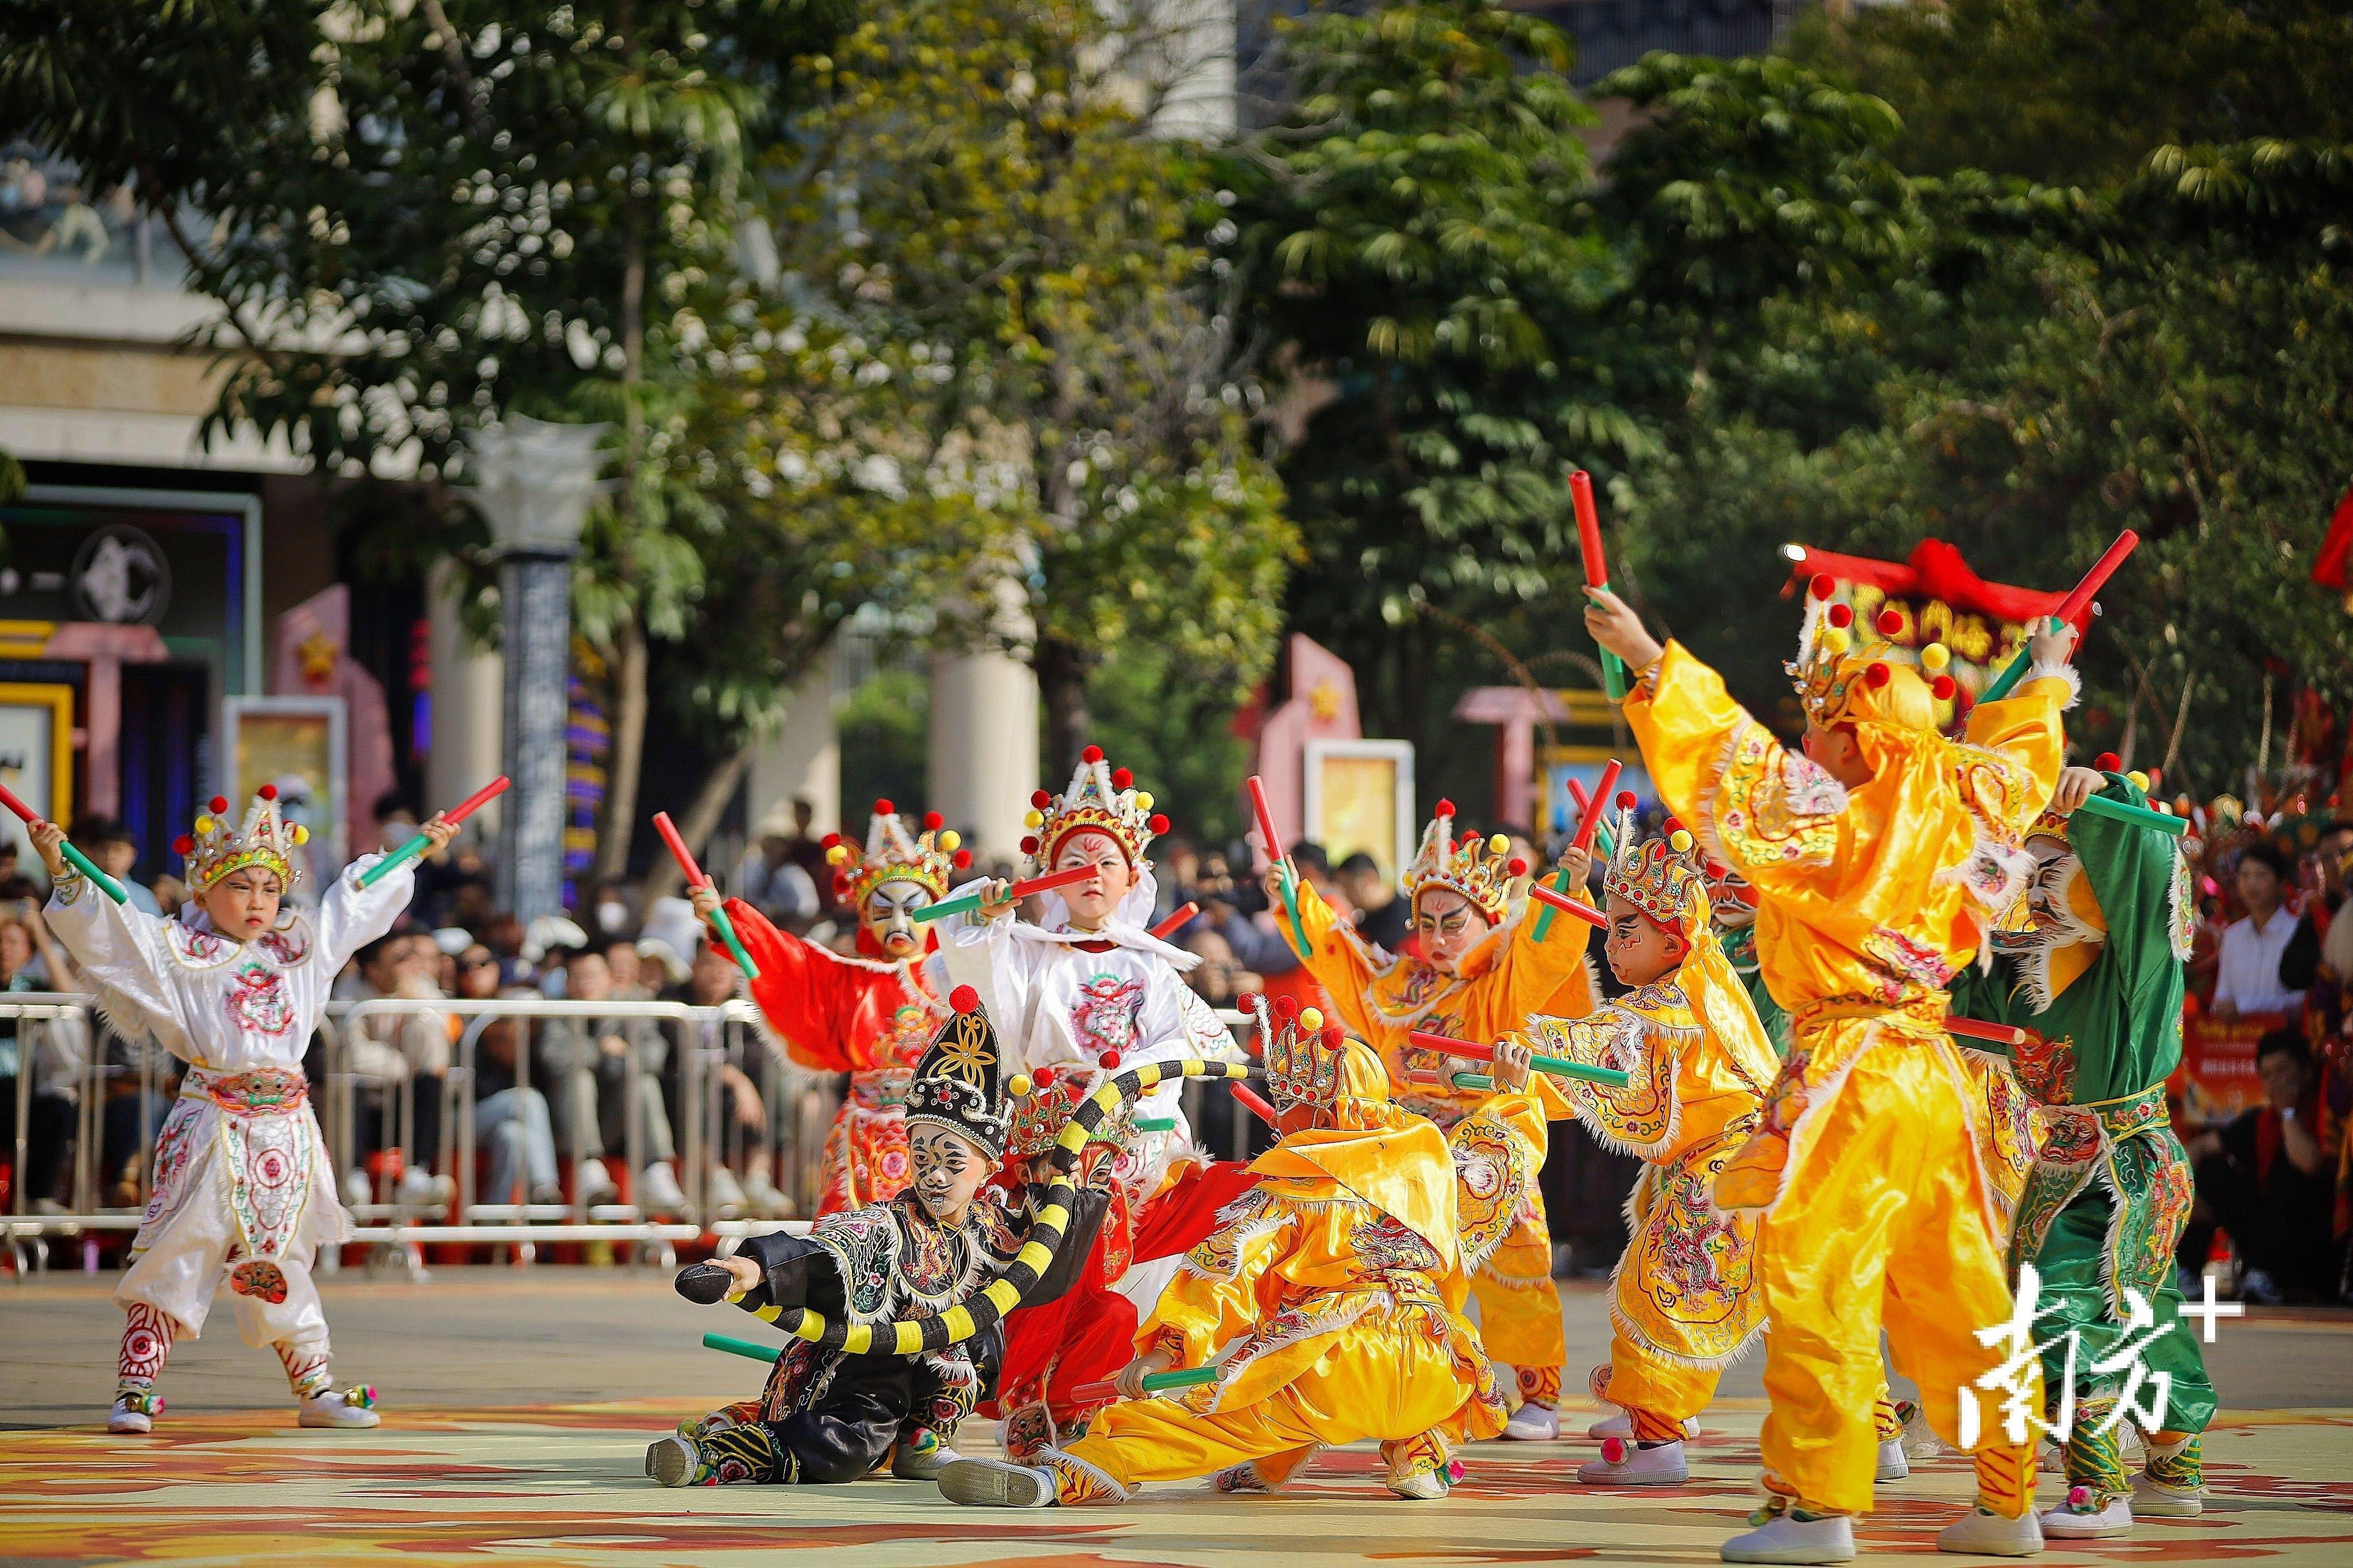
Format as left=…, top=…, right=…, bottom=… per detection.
left=913, top=863, right=1100, bottom=924
left=1528, top=880, right=1609, bottom=928
left=1572, top=760, right=1622, bottom=853
left=1149, top=902, right=1201, bottom=940
left=1571, top=469, right=1608, bottom=591
left=653, top=810, right=760, bottom=979
left=1946, top=1016, right=2028, bottom=1048
left=1230, top=1080, right=1278, bottom=1126
left=2053, top=530, right=2139, bottom=624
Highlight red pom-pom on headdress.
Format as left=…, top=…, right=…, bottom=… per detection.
left=1827, top=603, right=1853, bottom=629
left=2094, top=752, right=2121, bottom=772
left=1875, top=609, right=1904, bottom=638
left=1434, top=798, right=1455, bottom=817
left=1809, top=573, right=1835, bottom=600
left=1019, top=835, right=1040, bottom=855
left=821, top=832, right=841, bottom=849
left=1236, top=992, right=1261, bottom=1014
left=951, top=849, right=973, bottom=870
left=950, top=984, right=980, bottom=1014
left=1615, top=791, right=1637, bottom=810
left=873, top=797, right=894, bottom=816
left=1100, top=1050, right=1122, bottom=1070
left=924, top=811, right=944, bottom=831
left=1321, top=1024, right=1344, bottom=1048
left=1147, top=813, right=1170, bottom=835
left=1931, top=674, right=1956, bottom=701
left=1031, top=790, right=1052, bottom=809
left=1110, top=767, right=1132, bottom=789
left=1866, top=662, right=1892, bottom=688
left=209, top=796, right=229, bottom=815
left=1506, top=856, right=1528, bottom=876
left=1081, top=744, right=1104, bottom=764
left=1274, top=995, right=1299, bottom=1022
left=172, top=835, right=195, bottom=856
left=257, top=784, right=278, bottom=802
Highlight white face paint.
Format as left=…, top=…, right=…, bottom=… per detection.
left=908, top=1121, right=989, bottom=1223
left=1051, top=831, right=1132, bottom=930
left=863, top=878, right=934, bottom=958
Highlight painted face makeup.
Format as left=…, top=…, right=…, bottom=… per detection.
left=1050, top=831, right=1133, bottom=930
left=1411, top=886, right=1491, bottom=974
left=863, top=878, right=934, bottom=959
left=908, top=1121, right=988, bottom=1222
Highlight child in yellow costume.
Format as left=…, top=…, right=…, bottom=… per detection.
left=1587, top=581, right=2077, bottom=1564
left=1508, top=804, right=1779, bottom=1487
left=937, top=1002, right=1539, bottom=1508
left=1266, top=804, right=1593, bottom=1438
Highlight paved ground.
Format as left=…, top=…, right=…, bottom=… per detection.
left=4, top=1269, right=2351, bottom=1566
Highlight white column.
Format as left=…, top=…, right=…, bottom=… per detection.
left=426, top=558, right=504, bottom=835
left=746, top=658, right=841, bottom=836
left=928, top=648, right=1039, bottom=859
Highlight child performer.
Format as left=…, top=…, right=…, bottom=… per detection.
left=32, top=793, right=455, bottom=1435
left=691, top=801, right=965, bottom=1214
left=1950, top=765, right=2215, bottom=1538
left=1510, top=812, right=1779, bottom=1487
left=1587, top=581, right=2076, bottom=1563
left=1709, top=865, right=1791, bottom=1057
left=1268, top=804, right=1594, bottom=1438
left=648, top=987, right=1109, bottom=1486
left=936, top=1005, right=1538, bottom=1508
left=944, top=747, right=1246, bottom=1447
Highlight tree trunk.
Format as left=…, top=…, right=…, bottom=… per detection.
left=1034, top=633, right=1094, bottom=778
left=637, top=734, right=758, bottom=906
left=592, top=617, right=650, bottom=886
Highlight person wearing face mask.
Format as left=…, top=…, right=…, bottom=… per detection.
left=1588, top=577, right=2076, bottom=1562
left=1947, top=762, right=2215, bottom=1540
left=32, top=789, right=453, bottom=1437
left=1265, top=798, right=1596, bottom=1440
left=691, top=801, right=963, bottom=1216
left=1501, top=808, right=1779, bottom=1489
left=646, top=988, right=1107, bottom=1488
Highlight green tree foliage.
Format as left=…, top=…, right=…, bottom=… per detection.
left=754, top=0, right=1296, bottom=773
left=1785, top=0, right=2353, bottom=186
left=1216, top=1, right=1633, bottom=758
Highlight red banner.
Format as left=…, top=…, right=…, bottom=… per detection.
left=2170, top=1011, right=2285, bottom=1126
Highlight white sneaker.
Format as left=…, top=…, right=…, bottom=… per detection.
left=1388, top=1466, right=1449, bottom=1499
left=2042, top=1492, right=2132, bottom=1538
left=576, top=1157, right=619, bottom=1205
left=742, top=1172, right=793, bottom=1218
left=2132, top=1473, right=2204, bottom=1518
left=107, top=1394, right=159, bottom=1435
left=1936, top=1507, right=2044, bottom=1556
left=1722, top=1511, right=1856, bottom=1563
left=1579, top=1437, right=1689, bottom=1486
left=705, top=1165, right=749, bottom=1218
left=1501, top=1403, right=1559, bottom=1441
left=640, top=1160, right=690, bottom=1216
left=298, top=1388, right=382, bottom=1429
left=938, top=1457, right=1055, bottom=1507
left=892, top=1438, right=960, bottom=1481
left=1903, top=1404, right=1954, bottom=1459
left=396, top=1169, right=453, bottom=1211
left=1591, top=1407, right=1699, bottom=1440
left=1877, top=1439, right=1911, bottom=1482
left=343, top=1168, right=372, bottom=1206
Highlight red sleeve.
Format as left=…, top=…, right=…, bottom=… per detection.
left=730, top=898, right=854, bottom=1072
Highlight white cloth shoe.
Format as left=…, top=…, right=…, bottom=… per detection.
left=298, top=1389, right=382, bottom=1428
left=576, top=1157, right=620, bottom=1206
left=107, top=1395, right=158, bottom=1435
left=1876, top=1439, right=1910, bottom=1482
left=2042, top=1493, right=2132, bottom=1538
left=639, top=1160, right=689, bottom=1216
left=938, top=1457, right=1055, bottom=1507
left=1502, top=1402, right=1560, bottom=1441
left=891, top=1439, right=960, bottom=1481
left=704, top=1165, right=749, bottom=1218
left=1388, top=1466, right=1449, bottom=1499
left=2133, top=1473, right=2204, bottom=1518
left=1722, top=1510, right=1856, bottom=1563
left=1579, top=1438, right=1689, bottom=1486
left=1936, top=1507, right=2044, bottom=1556
left=742, top=1172, right=793, bottom=1218
left=1903, top=1404, right=1954, bottom=1459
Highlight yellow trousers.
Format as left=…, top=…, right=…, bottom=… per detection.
left=1470, top=1199, right=1565, bottom=1389
left=1602, top=1324, right=1720, bottom=1428
left=1060, top=1323, right=1474, bottom=1497
left=1753, top=1038, right=2037, bottom=1517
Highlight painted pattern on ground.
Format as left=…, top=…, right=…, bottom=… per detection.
left=4, top=1400, right=2351, bottom=1567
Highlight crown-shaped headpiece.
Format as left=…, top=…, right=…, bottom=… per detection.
left=904, top=986, right=1014, bottom=1158
left=1599, top=791, right=1710, bottom=931
left=823, top=799, right=970, bottom=907
left=1240, top=992, right=1352, bottom=1113
left=1021, top=746, right=1168, bottom=870
left=1001, top=1064, right=1136, bottom=1160
left=1788, top=572, right=1954, bottom=733
left=174, top=787, right=308, bottom=894
left=1401, top=800, right=1527, bottom=921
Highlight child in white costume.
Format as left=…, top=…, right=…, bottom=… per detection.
left=32, top=789, right=453, bottom=1435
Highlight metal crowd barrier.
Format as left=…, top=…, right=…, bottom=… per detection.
left=2, top=993, right=840, bottom=1279
left=5, top=991, right=1264, bottom=1281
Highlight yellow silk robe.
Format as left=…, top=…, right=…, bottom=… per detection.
left=1050, top=1092, right=1522, bottom=1500
left=1622, top=642, right=2067, bottom=1517
left=1287, top=879, right=1592, bottom=1385
left=1524, top=920, right=1779, bottom=1424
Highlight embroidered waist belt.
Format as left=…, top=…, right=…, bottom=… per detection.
left=183, top=1065, right=310, bottom=1115
left=1788, top=992, right=1950, bottom=1041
